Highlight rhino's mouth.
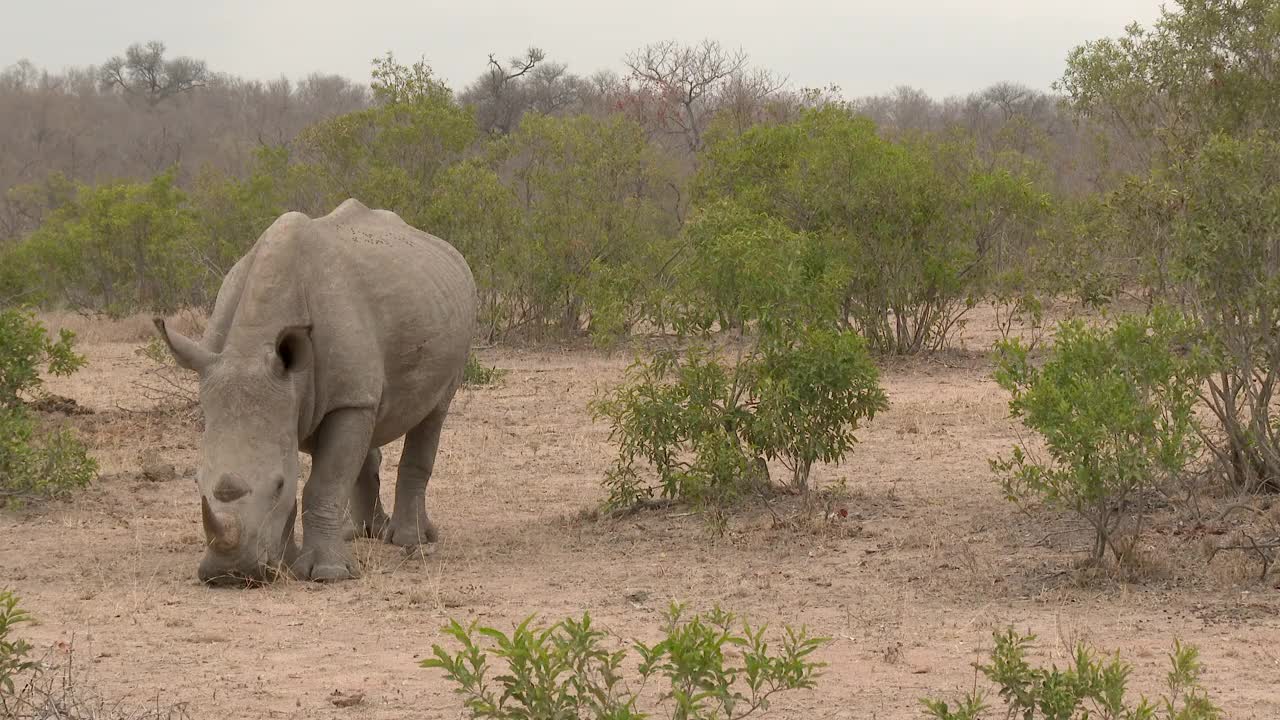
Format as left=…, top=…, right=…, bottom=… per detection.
left=199, top=500, right=299, bottom=588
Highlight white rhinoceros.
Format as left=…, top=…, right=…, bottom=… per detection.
left=156, top=198, right=476, bottom=584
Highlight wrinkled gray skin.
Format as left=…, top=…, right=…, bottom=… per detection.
left=155, top=199, right=476, bottom=585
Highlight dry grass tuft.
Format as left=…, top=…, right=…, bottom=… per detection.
left=4, top=642, right=189, bottom=720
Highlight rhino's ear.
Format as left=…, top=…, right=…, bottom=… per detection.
left=153, top=318, right=213, bottom=373
left=271, top=325, right=313, bottom=378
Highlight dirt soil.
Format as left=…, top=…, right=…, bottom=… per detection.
left=4, top=309, right=1280, bottom=719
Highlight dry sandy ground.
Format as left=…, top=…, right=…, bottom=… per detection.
left=3, top=310, right=1280, bottom=719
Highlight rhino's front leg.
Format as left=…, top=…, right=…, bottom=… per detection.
left=293, top=407, right=375, bottom=582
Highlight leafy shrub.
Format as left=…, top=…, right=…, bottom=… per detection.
left=0, top=590, right=36, bottom=697
left=462, top=356, right=508, bottom=387
left=674, top=200, right=833, bottom=334
left=294, top=54, right=476, bottom=231
left=592, top=324, right=887, bottom=513
left=422, top=602, right=827, bottom=720
left=922, top=629, right=1220, bottom=720
left=1062, top=2, right=1280, bottom=494
left=749, top=329, right=889, bottom=490
left=1169, top=133, right=1280, bottom=492
left=16, top=171, right=200, bottom=316
left=594, top=345, right=757, bottom=513
left=491, top=113, right=680, bottom=340
left=0, top=310, right=83, bottom=407
left=425, top=161, right=529, bottom=342
left=694, top=107, right=1047, bottom=354
left=991, top=309, right=1204, bottom=563
left=0, top=309, right=96, bottom=506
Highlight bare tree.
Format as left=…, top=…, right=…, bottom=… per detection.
left=99, top=41, right=208, bottom=106
left=461, top=47, right=547, bottom=135
left=716, top=67, right=789, bottom=136
left=623, top=39, right=749, bottom=152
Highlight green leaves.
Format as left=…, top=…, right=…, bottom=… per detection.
left=751, top=328, right=889, bottom=490
left=1062, top=2, right=1280, bottom=493
left=1061, top=0, right=1280, bottom=154
left=17, top=171, right=200, bottom=315
left=693, top=107, right=1047, bottom=354
left=494, top=113, right=678, bottom=341
left=922, top=630, right=1221, bottom=720
left=592, top=324, right=887, bottom=513
left=0, top=590, right=37, bottom=698
left=991, top=309, right=1205, bottom=562
left=422, top=603, right=827, bottom=720
left=0, top=308, right=96, bottom=506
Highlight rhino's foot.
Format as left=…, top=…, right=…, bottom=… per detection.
left=290, top=544, right=361, bottom=582
left=383, top=511, right=438, bottom=548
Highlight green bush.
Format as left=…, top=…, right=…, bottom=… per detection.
left=694, top=107, right=1048, bottom=354
left=1170, top=133, right=1280, bottom=492
left=922, top=629, right=1220, bottom=720
left=593, top=324, right=887, bottom=513
left=422, top=602, right=827, bottom=720
left=491, top=113, right=680, bottom=340
left=16, top=171, right=200, bottom=316
left=749, top=329, right=889, bottom=491
left=0, top=590, right=36, bottom=697
left=462, top=356, right=508, bottom=387
left=1061, top=1, right=1280, bottom=493
left=991, top=309, right=1204, bottom=563
left=0, top=308, right=96, bottom=506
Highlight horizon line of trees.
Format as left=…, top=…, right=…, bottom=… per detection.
left=0, top=37, right=1116, bottom=240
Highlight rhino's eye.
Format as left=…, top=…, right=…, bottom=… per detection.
left=274, top=476, right=285, bottom=495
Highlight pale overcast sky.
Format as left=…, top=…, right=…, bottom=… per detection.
left=3, top=0, right=1164, bottom=98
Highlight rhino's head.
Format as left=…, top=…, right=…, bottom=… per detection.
left=154, top=318, right=312, bottom=586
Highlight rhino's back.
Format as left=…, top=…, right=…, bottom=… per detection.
left=227, top=199, right=477, bottom=443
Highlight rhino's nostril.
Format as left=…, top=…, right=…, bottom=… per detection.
left=213, top=474, right=250, bottom=502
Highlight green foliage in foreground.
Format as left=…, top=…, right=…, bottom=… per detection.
left=991, top=309, right=1205, bottom=563
left=0, top=590, right=36, bottom=697
left=0, top=309, right=96, bottom=506
left=422, top=603, right=827, bottom=720
left=923, top=629, right=1220, bottom=720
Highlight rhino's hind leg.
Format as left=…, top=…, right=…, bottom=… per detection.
left=343, top=447, right=391, bottom=540
left=385, top=402, right=451, bottom=547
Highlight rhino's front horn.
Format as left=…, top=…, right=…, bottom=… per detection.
left=202, top=496, right=242, bottom=552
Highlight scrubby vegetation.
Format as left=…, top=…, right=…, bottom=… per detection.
left=463, top=356, right=508, bottom=388
left=922, top=630, right=1220, bottom=720
left=592, top=325, right=886, bottom=517
left=0, top=590, right=36, bottom=697
left=992, top=310, right=1207, bottom=564
left=423, top=606, right=1226, bottom=720
left=0, top=309, right=96, bottom=506
left=422, top=602, right=827, bottom=720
